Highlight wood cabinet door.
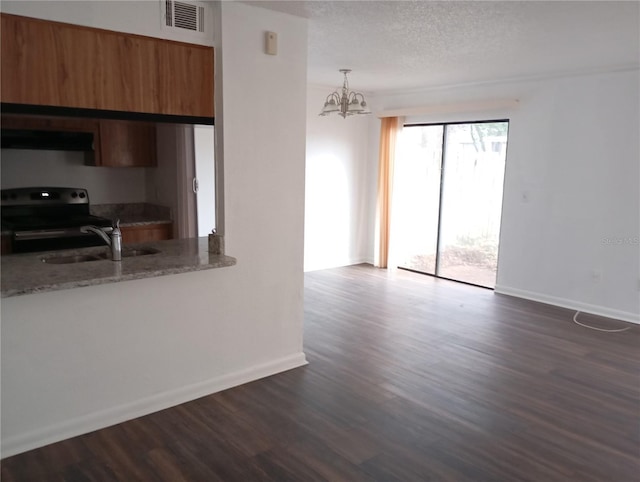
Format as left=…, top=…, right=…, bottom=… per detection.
left=1, top=14, right=101, bottom=109
left=1, top=13, right=214, bottom=118
left=96, top=32, right=161, bottom=114
left=98, top=120, right=157, bottom=167
left=121, top=223, right=173, bottom=244
left=157, top=40, right=214, bottom=118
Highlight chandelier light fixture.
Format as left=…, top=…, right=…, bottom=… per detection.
left=319, top=69, right=371, bottom=118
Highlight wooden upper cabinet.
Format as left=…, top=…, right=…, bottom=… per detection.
left=157, top=40, right=215, bottom=117
left=98, top=120, right=157, bottom=167
left=97, top=32, right=161, bottom=115
left=1, top=13, right=214, bottom=118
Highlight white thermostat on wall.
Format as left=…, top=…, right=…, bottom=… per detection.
left=265, top=31, right=278, bottom=55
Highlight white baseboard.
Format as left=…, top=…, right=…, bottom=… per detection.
left=1, top=352, right=308, bottom=459
left=304, top=257, right=372, bottom=272
left=349, top=257, right=373, bottom=266
left=494, top=285, right=640, bottom=325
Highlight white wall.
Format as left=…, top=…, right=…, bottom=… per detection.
left=1, top=1, right=308, bottom=457
left=220, top=2, right=307, bottom=278
left=304, top=85, right=377, bottom=271
left=374, top=68, right=640, bottom=323
left=0, top=149, right=148, bottom=204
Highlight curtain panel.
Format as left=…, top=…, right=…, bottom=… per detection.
left=375, top=116, right=403, bottom=268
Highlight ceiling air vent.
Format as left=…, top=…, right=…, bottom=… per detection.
left=162, top=0, right=206, bottom=35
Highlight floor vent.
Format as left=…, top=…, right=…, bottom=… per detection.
left=162, top=0, right=206, bottom=36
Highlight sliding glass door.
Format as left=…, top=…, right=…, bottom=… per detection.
left=396, top=121, right=508, bottom=288
left=394, top=125, right=443, bottom=274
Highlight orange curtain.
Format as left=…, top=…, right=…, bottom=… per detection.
left=375, top=117, right=401, bottom=268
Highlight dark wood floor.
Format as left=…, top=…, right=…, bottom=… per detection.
left=2, top=265, right=639, bottom=481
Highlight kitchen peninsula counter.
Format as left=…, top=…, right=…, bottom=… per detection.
left=1, top=237, right=236, bottom=298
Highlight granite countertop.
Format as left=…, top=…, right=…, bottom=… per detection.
left=91, top=203, right=172, bottom=227
left=1, top=237, right=236, bottom=298
left=118, top=217, right=172, bottom=227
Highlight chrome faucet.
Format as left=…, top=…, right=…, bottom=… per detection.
left=81, top=219, right=122, bottom=261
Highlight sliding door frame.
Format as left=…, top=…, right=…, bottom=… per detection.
left=399, top=118, right=510, bottom=290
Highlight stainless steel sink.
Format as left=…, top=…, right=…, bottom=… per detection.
left=122, top=248, right=160, bottom=257
left=42, top=254, right=105, bottom=264
left=42, top=247, right=160, bottom=264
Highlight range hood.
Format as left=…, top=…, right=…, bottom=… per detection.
left=1, top=128, right=94, bottom=151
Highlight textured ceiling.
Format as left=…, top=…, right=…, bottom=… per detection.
left=242, top=1, right=639, bottom=93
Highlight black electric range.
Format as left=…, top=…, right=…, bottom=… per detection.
left=1, top=187, right=113, bottom=253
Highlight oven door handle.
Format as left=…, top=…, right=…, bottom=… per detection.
left=15, top=230, right=80, bottom=240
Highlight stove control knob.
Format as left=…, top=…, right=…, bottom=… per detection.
left=71, top=192, right=78, bottom=198
left=79, top=192, right=86, bottom=199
